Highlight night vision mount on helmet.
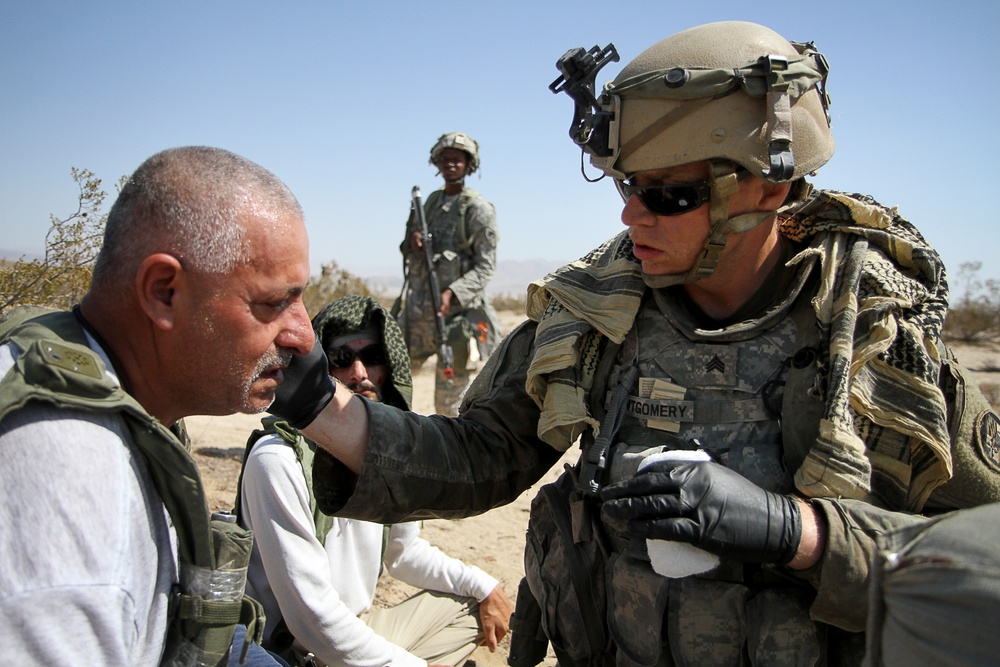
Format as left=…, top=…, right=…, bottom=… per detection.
left=550, top=22, right=833, bottom=184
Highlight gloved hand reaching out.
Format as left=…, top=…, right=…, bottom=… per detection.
left=268, top=339, right=336, bottom=429
left=600, top=459, right=802, bottom=565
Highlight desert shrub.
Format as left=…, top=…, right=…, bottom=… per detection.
left=302, top=260, right=386, bottom=316
left=944, top=262, right=1000, bottom=343
left=491, top=291, right=526, bottom=313
left=0, top=168, right=117, bottom=315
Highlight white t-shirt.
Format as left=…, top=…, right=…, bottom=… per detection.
left=241, top=434, right=498, bottom=667
left=0, top=341, right=177, bottom=665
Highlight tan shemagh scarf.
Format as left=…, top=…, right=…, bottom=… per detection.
left=525, top=190, right=952, bottom=510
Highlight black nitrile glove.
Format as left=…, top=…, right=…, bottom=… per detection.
left=268, top=339, right=336, bottom=429
left=600, top=460, right=802, bottom=564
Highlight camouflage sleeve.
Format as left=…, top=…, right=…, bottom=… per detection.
left=401, top=206, right=419, bottom=257
left=797, top=498, right=929, bottom=632
left=447, top=197, right=498, bottom=309
left=317, top=322, right=563, bottom=522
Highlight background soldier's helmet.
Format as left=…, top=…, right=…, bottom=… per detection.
left=429, top=132, right=481, bottom=175
left=594, top=21, right=834, bottom=183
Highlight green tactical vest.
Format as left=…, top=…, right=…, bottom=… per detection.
left=236, top=417, right=335, bottom=546
left=0, top=311, right=263, bottom=666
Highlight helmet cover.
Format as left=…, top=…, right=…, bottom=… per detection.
left=429, top=132, right=481, bottom=175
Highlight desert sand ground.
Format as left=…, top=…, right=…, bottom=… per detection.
left=187, top=307, right=1000, bottom=667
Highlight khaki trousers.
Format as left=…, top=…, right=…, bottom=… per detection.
left=362, top=590, right=483, bottom=666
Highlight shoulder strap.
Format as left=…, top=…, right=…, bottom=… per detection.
left=2, top=313, right=218, bottom=565
left=455, top=188, right=483, bottom=252
left=236, top=417, right=335, bottom=544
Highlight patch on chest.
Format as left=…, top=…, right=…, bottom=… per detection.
left=673, top=345, right=741, bottom=388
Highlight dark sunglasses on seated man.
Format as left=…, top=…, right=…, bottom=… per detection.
left=615, top=168, right=749, bottom=216
left=326, top=343, right=388, bottom=370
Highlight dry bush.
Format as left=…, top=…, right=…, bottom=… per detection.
left=491, top=291, right=526, bottom=313
left=302, top=260, right=387, bottom=316
left=944, top=262, right=1000, bottom=343
left=0, top=169, right=117, bottom=315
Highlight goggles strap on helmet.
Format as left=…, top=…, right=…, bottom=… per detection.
left=763, top=55, right=795, bottom=180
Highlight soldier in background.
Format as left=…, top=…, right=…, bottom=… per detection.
left=397, top=132, right=500, bottom=416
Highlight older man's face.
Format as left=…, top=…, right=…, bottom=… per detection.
left=327, top=337, right=387, bottom=402
left=182, top=212, right=314, bottom=418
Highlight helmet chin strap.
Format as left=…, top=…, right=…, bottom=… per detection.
left=642, top=161, right=775, bottom=289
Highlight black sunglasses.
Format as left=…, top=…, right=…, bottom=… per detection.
left=615, top=169, right=748, bottom=216
left=326, top=343, right=388, bottom=370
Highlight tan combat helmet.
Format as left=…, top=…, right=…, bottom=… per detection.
left=597, top=21, right=833, bottom=183
left=552, top=21, right=834, bottom=285
left=429, top=131, right=481, bottom=175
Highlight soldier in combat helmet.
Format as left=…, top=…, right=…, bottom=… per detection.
left=272, top=22, right=1000, bottom=666
left=397, top=132, right=501, bottom=416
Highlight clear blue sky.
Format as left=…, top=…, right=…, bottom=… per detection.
left=3, top=1, right=999, bottom=294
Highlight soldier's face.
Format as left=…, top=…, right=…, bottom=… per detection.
left=437, top=148, right=468, bottom=183
left=620, top=161, right=775, bottom=278
left=620, top=162, right=714, bottom=276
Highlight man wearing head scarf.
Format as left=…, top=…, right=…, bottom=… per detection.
left=237, top=295, right=511, bottom=667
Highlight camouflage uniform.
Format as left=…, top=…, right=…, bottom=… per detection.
left=316, top=190, right=1000, bottom=666
left=399, top=186, right=499, bottom=415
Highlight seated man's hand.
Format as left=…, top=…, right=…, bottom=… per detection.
left=600, top=460, right=802, bottom=565
left=478, top=584, right=513, bottom=651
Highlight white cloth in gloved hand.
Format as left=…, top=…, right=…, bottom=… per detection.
left=637, top=450, right=720, bottom=578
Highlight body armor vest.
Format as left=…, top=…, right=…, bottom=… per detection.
left=588, top=267, right=836, bottom=667
left=407, top=187, right=484, bottom=288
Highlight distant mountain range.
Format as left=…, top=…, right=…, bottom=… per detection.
left=1, top=247, right=567, bottom=299
left=356, top=258, right=568, bottom=298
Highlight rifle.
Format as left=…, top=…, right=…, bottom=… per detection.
left=411, top=186, right=455, bottom=381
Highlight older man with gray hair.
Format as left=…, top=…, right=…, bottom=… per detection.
left=0, top=146, right=312, bottom=666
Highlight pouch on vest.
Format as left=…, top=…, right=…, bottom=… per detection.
left=506, top=576, right=549, bottom=667
left=162, top=514, right=261, bottom=666
left=523, top=465, right=615, bottom=667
